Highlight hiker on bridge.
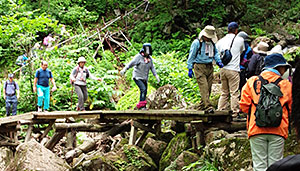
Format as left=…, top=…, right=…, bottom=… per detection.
left=33, top=61, right=57, bottom=112
left=187, top=25, right=223, bottom=113
left=70, top=57, right=102, bottom=111
left=240, top=53, right=292, bottom=171
left=3, top=74, right=20, bottom=116
left=216, top=22, right=245, bottom=117
left=120, top=43, right=160, bottom=110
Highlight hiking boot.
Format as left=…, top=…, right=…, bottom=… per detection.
left=38, top=107, right=42, bottom=112
left=139, top=107, right=147, bottom=110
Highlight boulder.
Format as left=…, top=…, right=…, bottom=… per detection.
left=5, top=139, right=70, bottom=171
left=164, top=151, right=199, bottom=171
left=159, top=132, right=191, bottom=171
left=142, top=137, right=167, bottom=165
left=147, top=84, right=187, bottom=110
left=0, top=147, right=14, bottom=170
left=252, top=37, right=275, bottom=49
left=205, top=130, right=229, bottom=145
left=204, top=138, right=252, bottom=171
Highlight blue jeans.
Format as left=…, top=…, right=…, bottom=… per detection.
left=134, top=79, right=147, bottom=101
left=6, top=95, right=18, bottom=116
left=37, top=85, right=50, bottom=110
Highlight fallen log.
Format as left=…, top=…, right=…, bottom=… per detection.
left=54, top=123, right=111, bottom=132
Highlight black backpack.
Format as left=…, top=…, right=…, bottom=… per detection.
left=254, top=54, right=265, bottom=75
left=253, top=75, right=284, bottom=127
left=267, top=154, right=300, bottom=171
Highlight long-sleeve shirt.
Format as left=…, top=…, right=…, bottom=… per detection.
left=187, top=39, right=221, bottom=69
left=70, top=66, right=98, bottom=86
left=123, top=53, right=157, bottom=81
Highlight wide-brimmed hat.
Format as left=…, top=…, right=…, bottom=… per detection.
left=198, top=25, right=218, bottom=43
left=8, top=74, right=14, bottom=78
left=267, top=45, right=283, bottom=55
left=77, top=57, right=86, bottom=63
left=253, top=42, right=269, bottom=54
left=264, top=53, right=291, bottom=70
left=237, top=31, right=250, bottom=42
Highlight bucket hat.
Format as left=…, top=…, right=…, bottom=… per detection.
left=237, top=31, right=250, bottom=42
left=8, top=74, right=14, bottom=78
left=267, top=45, right=283, bottom=55
left=77, top=57, right=87, bottom=63
left=263, top=53, right=291, bottom=70
left=253, top=42, right=269, bottom=54
left=198, top=25, right=218, bottom=43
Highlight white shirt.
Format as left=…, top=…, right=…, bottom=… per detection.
left=216, top=33, right=245, bottom=72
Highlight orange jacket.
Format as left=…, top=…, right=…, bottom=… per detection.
left=240, top=71, right=292, bottom=139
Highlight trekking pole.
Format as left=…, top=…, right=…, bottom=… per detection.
left=70, top=82, right=74, bottom=110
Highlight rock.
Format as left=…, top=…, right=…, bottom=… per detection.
left=204, top=138, right=252, bottom=171
left=147, top=84, right=187, bottom=109
left=164, top=151, right=199, bottom=171
left=5, top=139, right=71, bottom=171
left=159, top=132, right=191, bottom=171
left=0, top=147, right=13, bottom=170
left=225, top=130, right=248, bottom=139
left=252, top=37, right=275, bottom=49
left=205, top=130, right=229, bottom=145
left=142, top=138, right=167, bottom=165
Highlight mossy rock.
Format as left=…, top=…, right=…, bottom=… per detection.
left=159, top=132, right=191, bottom=171
left=204, top=138, right=252, bottom=171
left=73, top=153, right=118, bottom=171
left=164, top=151, right=199, bottom=171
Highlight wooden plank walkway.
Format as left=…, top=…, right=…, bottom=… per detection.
left=0, top=110, right=232, bottom=126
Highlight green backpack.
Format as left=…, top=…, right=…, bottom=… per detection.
left=253, top=75, right=284, bottom=127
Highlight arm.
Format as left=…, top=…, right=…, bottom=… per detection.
left=240, top=81, right=253, bottom=114
left=16, top=83, right=20, bottom=99
left=3, top=82, right=6, bottom=100
left=213, top=45, right=222, bottom=64
left=33, top=77, right=38, bottom=93
left=187, top=40, right=199, bottom=69
left=120, top=55, right=140, bottom=75
left=87, top=69, right=102, bottom=81
left=70, top=68, right=77, bottom=82
left=247, top=55, right=258, bottom=77
left=50, top=77, right=57, bottom=91
left=150, top=61, right=160, bottom=82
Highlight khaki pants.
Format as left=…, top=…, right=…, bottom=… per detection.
left=250, top=134, right=284, bottom=171
left=217, top=68, right=240, bottom=113
left=194, top=63, right=213, bottom=108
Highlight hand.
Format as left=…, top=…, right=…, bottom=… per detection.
left=188, top=69, right=194, bottom=78
left=51, top=86, right=57, bottom=92
left=3, top=95, right=6, bottom=100
left=98, top=78, right=102, bottom=81
left=120, top=69, right=126, bottom=76
left=33, top=86, right=37, bottom=93
left=71, top=79, right=76, bottom=83
left=217, top=62, right=224, bottom=68
left=17, top=95, right=20, bottom=99
left=155, top=75, right=160, bottom=83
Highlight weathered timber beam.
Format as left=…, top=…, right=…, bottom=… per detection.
left=133, top=121, right=155, bottom=134
left=45, top=130, right=66, bottom=150
left=203, top=121, right=246, bottom=133
left=135, top=131, right=148, bottom=146
left=0, top=113, right=34, bottom=125
left=39, top=120, right=55, bottom=141
left=24, top=124, right=33, bottom=143
left=0, top=141, right=19, bottom=147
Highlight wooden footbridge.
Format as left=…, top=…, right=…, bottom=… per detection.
left=0, top=110, right=245, bottom=154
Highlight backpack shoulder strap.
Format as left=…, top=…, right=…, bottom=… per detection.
left=196, top=39, right=202, bottom=55
left=74, top=66, right=80, bottom=78
left=4, top=80, right=8, bottom=90
left=253, top=75, right=268, bottom=95
left=229, top=35, right=237, bottom=50
left=273, top=77, right=283, bottom=86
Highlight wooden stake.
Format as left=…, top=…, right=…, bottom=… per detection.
left=45, top=131, right=66, bottom=150
left=25, top=124, right=33, bottom=143
left=39, top=120, right=55, bottom=141
left=129, top=121, right=137, bottom=145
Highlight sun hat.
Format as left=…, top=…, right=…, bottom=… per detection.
left=267, top=45, right=283, bottom=55
left=198, top=25, right=218, bottom=43
left=77, top=57, right=87, bottom=63
left=237, top=31, right=250, bottom=42
left=253, top=42, right=269, bottom=54
left=8, top=74, right=14, bottom=78
left=263, top=53, right=291, bottom=70
left=228, top=22, right=239, bottom=31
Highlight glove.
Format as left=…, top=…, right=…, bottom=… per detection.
left=188, top=69, right=194, bottom=78
left=120, top=68, right=126, bottom=76
left=155, top=75, right=160, bottom=83
left=217, top=62, right=224, bottom=68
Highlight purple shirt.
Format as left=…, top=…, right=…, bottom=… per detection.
left=4, top=81, right=19, bottom=95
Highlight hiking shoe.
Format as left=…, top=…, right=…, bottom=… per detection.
left=139, top=107, right=147, bottom=110
left=44, top=110, right=49, bottom=112
left=38, top=107, right=42, bottom=112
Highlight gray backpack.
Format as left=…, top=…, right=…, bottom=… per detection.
left=254, top=76, right=284, bottom=127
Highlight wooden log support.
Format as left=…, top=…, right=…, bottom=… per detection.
left=39, top=120, right=55, bottom=141
left=135, top=131, right=148, bottom=146
left=129, top=121, right=137, bottom=145
left=191, top=120, right=205, bottom=147
left=133, top=121, right=155, bottom=134
left=25, top=124, right=33, bottom=143
left=0, top=141, right=20, bottom=147
left=45, top=130, right=66, bottom=150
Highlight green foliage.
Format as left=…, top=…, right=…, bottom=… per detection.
left=116, top=86, right=156, bottom=110
left=113, top=145, right=145, bottom=170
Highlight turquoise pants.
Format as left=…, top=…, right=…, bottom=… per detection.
left=37, top=85, right=50, bottom=110
left=250, top=134, right=284, bottom=171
